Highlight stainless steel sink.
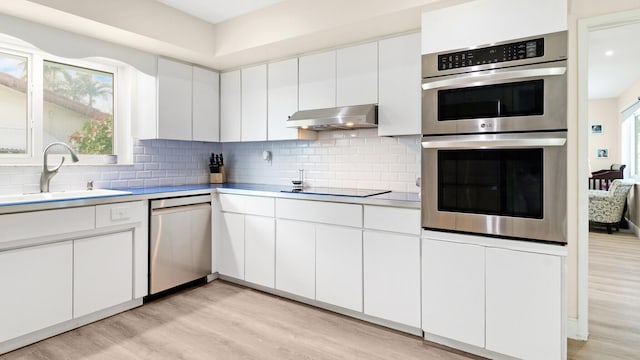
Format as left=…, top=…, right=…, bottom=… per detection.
left=0, top=189, right=131, bottom=205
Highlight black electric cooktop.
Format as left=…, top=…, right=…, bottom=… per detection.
left=280, top=187, right=391, bottom=198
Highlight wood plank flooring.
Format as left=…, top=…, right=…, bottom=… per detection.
left=2, top=230, right=638, bottom=360
left=567, top=229, right=640, bottom=360
left=0, top=281, right=481, bottom=360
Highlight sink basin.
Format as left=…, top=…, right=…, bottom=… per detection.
left=0, top=189, right=132, bottom=205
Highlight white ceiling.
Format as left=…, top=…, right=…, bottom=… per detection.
left=156, top=0, right=285, bottom=24
left=588, top=21, right=640, bottom=99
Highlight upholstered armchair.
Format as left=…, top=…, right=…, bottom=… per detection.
left=588, top=179, right=634, bottom=233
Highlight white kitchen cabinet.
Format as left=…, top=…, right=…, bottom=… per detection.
left=316, top=225, right=362, bottom=311
left=267, top=59, right=316, bottom=141
left=0, top=242, right=73, bottom=343
left=485, top=248, right=563, bottom=360
left=337, top=42, right=378, bottom=107
left=157, top=57, right=192, bottom=141
left=218, top=212, right=245, bottom=279
left=244, top=215, right=275, bottom=288
left=220, top=70, right=242, bottom=142
left=363, top=231, right=420, bottom=327
left=275, top=219, right=316, bottom=299
left=241, top=64, right=267, bottom=141
left=422, top=239, right=486, bottom=348
left=299, top=50, right=336, bottom=111
left=73, top=232, right=133, bottom=318
left=192, top=66, right=220, bottom=142
left=378, top=33, right=421, bottom=136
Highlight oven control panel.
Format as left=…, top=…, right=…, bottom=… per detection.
left=438, top=37, right=544, bottom=70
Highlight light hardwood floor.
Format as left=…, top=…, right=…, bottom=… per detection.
left=568, top=229, right=640, bottom=360
left=3, top=231, right=638, bottom=360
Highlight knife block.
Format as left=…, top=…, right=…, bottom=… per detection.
left=209, top=166, right=226, bottom=184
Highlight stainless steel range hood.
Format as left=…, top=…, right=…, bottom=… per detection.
left=286, top=104, right=377, bottom=130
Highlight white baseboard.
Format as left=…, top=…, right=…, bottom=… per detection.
left=626, top=218, right=640, bottom=238
left=567, top=317, right=587, bottom=340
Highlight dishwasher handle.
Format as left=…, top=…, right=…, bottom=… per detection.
left=151, top=194, right=212, bottom=210
left=151, top=202, right=211, bottom=216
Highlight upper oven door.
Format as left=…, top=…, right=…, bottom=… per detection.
left=422, top=60, right=567, bottom=135
left=421, top=132, right=567, bottom=244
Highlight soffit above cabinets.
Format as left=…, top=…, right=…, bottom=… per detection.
left=156, top=0, right=285, bottom=24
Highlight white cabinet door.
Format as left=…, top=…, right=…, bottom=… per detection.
left=220, top=70, right=242, bottom=142
left=157, top=57, right=192, bottom=140
left=378, top=33, right=421, bottom=136
left=422, top=239, right=485, bottom=348
left=315, top=225, right=362, bottom=311
left=485, top=248, right=562, bottom=360
left=268, top=58, right=299, bottom=141
left=337, top=42, right=378, bottom=106
left=74, top=232, right=133, bottom=318
left=245, top=215, right=275, bottom=288
left=218, top=212, right=245, bottom=279
left=0, top=242, right=73, bottom=343
left=299, top=50, right=336, bottom=110
left=192, top=66, right=220, bottom=142
left=364, top=231, right=420, bottom=327
left=241, top=64, right=267, bottom=141
left=275, top=219, right=315, bottom=299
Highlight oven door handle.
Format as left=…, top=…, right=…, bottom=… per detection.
left=421, top=66, right=567, bottom=90
left=421, top=137, right=566, bottom=149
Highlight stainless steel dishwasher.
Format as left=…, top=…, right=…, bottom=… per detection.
left=149, top=194, right=212, bottom=295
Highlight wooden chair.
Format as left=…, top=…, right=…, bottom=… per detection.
left=589, top=164, right=626, bottom=190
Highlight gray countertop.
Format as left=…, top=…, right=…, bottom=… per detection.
left=0, top=183, right=420, bottom=214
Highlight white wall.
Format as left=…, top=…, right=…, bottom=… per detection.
left=588, top=98, right=621, bottom=168
left=222, top=129, right=421, bottom=193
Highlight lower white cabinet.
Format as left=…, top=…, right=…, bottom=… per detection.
left=316, top=225, right=362, bottom=311
left=421, top=234, right=565, bottom=360
left=485, top=248, right=563, bottom=360
left=73, top=232, right=133, bottom=318
left=275, top=219, right=316, bottom=299
left=364, top=231, right=420, bottom=327
left=245, top=215, right=275, bottom=287
left=422, top=239, right=485, bottom=347
left=0, top=242, right=73, bottom=343
left=218, top=212, right=245, bottom=279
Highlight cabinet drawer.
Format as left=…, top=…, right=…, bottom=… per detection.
left=219, top=194, right=274, bottom=217
left=276, top=199, right=362, bottom=228
left=0, top=207, right=95, bottom=243
left=364, top=206, right=420, bottom=235
left=96, top=201, right=145, bottom=228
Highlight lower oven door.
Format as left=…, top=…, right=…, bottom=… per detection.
left=421, top=131, right=567, bottom=243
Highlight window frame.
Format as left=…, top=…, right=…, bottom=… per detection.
left=0, top=42, right=122, bottom=165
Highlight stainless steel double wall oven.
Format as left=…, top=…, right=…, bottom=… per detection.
left=421, top=31, right=568, bottom=244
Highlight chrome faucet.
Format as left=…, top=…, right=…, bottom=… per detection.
left=40, top=142, right=79, bottom=193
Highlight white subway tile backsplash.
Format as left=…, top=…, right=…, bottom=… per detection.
left=0, top=129, right=420, bottom=195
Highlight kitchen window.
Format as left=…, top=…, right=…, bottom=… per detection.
left=0, top=43, right=121, bottom=165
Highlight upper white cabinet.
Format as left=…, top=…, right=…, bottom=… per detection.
left=155, top=58, right=220, bottom=141
left=241, top=64, right=267, bottom=142
left=299, top=50, right=336, bottom=111
left=220, top=70, right=242, bottom=142
left=421, top=0, right=567, bottom=54
left=378, top=33, right=421, bottom=136
left=192, top=66, right=220, bottom=142
left=268, top=58, right=317, bottom=141
left=157, top=58, right=193, bottom=141
left=337, top=42, right=378, bottom=107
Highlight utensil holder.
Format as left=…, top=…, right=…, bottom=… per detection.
left=210, top=166, right=226, bottom=184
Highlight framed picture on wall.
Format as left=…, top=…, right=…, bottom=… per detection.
left=597, top=148, right=609, bottom=158
left=591, top=124, right=603, bottom=134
